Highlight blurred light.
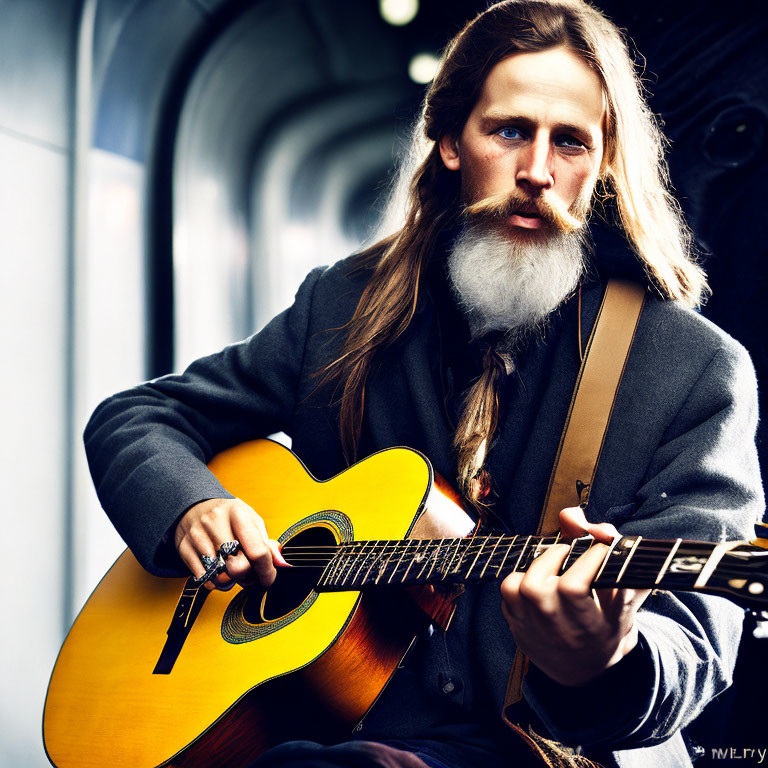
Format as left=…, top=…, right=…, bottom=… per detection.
left=379, top=0, right=418, bottom=26
left=409, top=52, right=440, bottom=84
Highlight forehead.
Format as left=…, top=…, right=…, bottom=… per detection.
left=472, top=47, right=605, bottom=134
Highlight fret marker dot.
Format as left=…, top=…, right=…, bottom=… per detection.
left=748, top=582, right=764, bottom=595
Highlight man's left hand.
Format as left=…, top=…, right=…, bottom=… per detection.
left=500, top=507, right=650, bottom=687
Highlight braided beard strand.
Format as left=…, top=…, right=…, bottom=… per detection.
left=448, top=222, right=586, bottom=507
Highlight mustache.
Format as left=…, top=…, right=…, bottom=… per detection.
left=462, top=190, right=586, bottom=235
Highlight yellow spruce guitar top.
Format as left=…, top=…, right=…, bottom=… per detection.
left=43, top=439, right=768, bottom=768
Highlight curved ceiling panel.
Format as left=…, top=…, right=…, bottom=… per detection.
left=94, top=0, right=207, bottom=161
left=173, top=0, right=416, bottom=368
left=250, top=84, right=415, bottom=329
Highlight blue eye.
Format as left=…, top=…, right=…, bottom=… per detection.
left=499, top=127, right=523, bottom=140
left=558, top=135, right=587, bottom=149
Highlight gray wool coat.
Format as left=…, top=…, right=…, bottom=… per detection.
left=84, top=241, right=764, bottom=768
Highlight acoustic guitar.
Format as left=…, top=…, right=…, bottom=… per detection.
left=43, top=439, right=768, bottom=768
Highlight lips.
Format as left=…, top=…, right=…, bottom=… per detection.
left=508, top=205, right=545, bottom=230
left=511, top=204, right=540, bottom=218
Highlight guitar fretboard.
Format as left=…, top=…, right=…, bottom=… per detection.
left=278, top=534, right=767, bottom=605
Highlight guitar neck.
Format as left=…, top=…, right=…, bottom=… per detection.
left=302, top=534, right=768, bottom=608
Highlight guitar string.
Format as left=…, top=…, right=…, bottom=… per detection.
left=273, top=547, right=752, bottom=586
left=272, top=540, right=753, bottom=575
left=277, top=538, right=728, bottom=560
left=279, top=543, right=720, bottom=554
left=277, top=536, right=568, bottom=557
left=279, top=547, right=724, bottom=563
left=278, top=556, right=736, bottom=569
left=282, top=539, right=714, bottom=559
left=279, top=546, right=727, bottom=567
left=276, top=538, right=718, bottom=555
left=268, top=561, right=752, bottom=590
left=278, top=546, right=718, bottom=567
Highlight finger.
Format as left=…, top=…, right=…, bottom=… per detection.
left=224, top=551, right=257, bottom=583
left=525, top=542, right=572, bottom=579
left=178, top=537, right=226, bottom=591
left=230, top=510, right=277, bottom=588
left=178, top=536, right=208, bottom=581
left=500, top=571, right=524, bottom=612
left=268, top=540, right=290, bottom=567
left=187, top=520, right=237, bottom=590
left=559, top=506, right=619, bottom=544
left=212, top=558, right=235, bottom=589
left=196, top=523, right=238, bottom=590
left=557, top=543, right=612, bottom=608
left=517, top=543, right=572, bottom=613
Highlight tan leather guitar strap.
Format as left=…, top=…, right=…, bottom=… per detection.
left=503, top=278, right=646, bottom=718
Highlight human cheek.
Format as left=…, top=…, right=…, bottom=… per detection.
left=555, top=158, right=596, bottom=207
left=473, top=148, right=518, bottom=197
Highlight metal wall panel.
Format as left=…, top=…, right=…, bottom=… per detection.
left=0, top=134, right=69, bottom=766
left=73, top=148, right=148, bottom=608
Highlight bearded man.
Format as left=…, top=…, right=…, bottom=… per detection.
left=84, top=1, right=763, bottom=767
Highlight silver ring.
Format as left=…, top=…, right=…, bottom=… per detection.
left=201, top=554, right=218, bottom=569
left=218, top=540, right=241, bottom=558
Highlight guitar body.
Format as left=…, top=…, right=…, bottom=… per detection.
left=43, top=440, right=474, bottom=768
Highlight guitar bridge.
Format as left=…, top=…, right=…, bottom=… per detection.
left=153, top=579, right=210, bottom=674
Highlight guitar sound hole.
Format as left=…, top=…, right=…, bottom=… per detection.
left=241, top=526, right=337, bottom=624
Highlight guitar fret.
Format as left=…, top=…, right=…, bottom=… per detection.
left=374, top=543, right=396, bottom=585
left=615, top=536, right=642, bottom=584
left=338, top=545, right=360, bottom=587
left=361, top=541, right=383, bottom=586
left=350, top=541, right=374, bottom=587
left=496, top=535, right=518, bottom=577
left=532, top=537, right=547, bottom=560
left=560, top=536, right=581, bottom=574
left=401, top=540, right=422, bottom=583
left=322, top=545, right=345, bottom=587
left=442, top=538, right=464, bottom=580
left=592, top=535, right=621, bottom=584
left=328, top=547, right=345, bottom=586
left=425, top=539, right=445, bottom=581
left=311, top=531, right=765, bottom=615
left=416, top=541, right=435, bottom=581
left=387, top=540, right=411, bottom=584
left=456, top=538, right=473, bottom=575
left=480, top=535, right=504, bottom=579
left=694, top=541, right=746, bottom=589
left=655, top=538, right=682, bottom=585
left=514, top=536, right=532, bottom=573
left=465, top=536, right=489, bottom=580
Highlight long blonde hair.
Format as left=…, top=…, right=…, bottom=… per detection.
left=318, top=0, right=707, bottom=491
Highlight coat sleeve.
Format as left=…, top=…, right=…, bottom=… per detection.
left=523, top=339, right=765, bottom=750
left=84, top=267, right=326, bottom=576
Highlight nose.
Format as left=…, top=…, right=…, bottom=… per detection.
left=516, top=132, right=554, bottom=192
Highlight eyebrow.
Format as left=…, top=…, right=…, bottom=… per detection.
left=478, top=112, right=596, bottom=138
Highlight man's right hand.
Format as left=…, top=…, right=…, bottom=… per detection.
left=174, top=498, right=287, bottom=590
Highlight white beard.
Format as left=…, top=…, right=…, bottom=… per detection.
left=447, top=224, right=586, bottom=339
